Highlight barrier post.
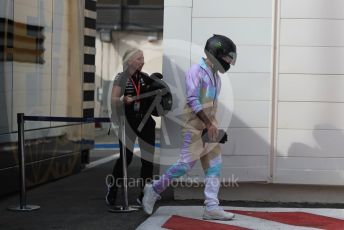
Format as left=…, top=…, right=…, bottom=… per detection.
left=8, top=113, right=40, bottom=212
left=108, top=116, right=139, bottom=213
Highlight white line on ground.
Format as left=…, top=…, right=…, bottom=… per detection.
left=85, top=154, right=120, bottom=170
left=84, top=150, right=140, bottom=170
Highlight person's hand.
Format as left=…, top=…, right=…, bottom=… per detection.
left=124, top=95, right=134, bottom=104
left=206, top=123, right=218, bottom=142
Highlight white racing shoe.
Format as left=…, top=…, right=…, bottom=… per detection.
left=142, top=183, right=161, bottom=215
left=203, top=207, right=235, bottom=221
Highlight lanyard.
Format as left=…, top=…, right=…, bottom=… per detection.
left=213, top=74, right=217, bottom=106
left=207, top=70, right=217, bottom=106
left=130, top=76, right=141, bottom=99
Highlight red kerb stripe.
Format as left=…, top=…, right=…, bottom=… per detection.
left=228, top=210, right=344, bottom=230
left=162, top=215, right=251, bottom=230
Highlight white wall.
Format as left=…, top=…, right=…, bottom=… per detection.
left=163, top=0, right=344, bottom=186
left=275, top=0, right=344, bottom=185
left=161, top=0, right=272, bottom=181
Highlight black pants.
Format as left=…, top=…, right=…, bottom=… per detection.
left=112, top=116, right=156, bottom=191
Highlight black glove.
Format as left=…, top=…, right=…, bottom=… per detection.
left=201, top=129, right=228, bottom=144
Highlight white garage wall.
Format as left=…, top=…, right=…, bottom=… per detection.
left=161, top=0, right=272, bottom=182
left=275, top=0, right=344, bottom=185
left=159, top=0, right=192, bottom=167
left=163, top=0, right=344, bottom=186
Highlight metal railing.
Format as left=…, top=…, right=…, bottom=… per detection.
left=7, top=113, right=139, bottom=213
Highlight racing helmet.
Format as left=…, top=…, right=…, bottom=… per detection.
left=204, top=34, right=237, bottom=73
left=145, top=73, right=173, bottom=116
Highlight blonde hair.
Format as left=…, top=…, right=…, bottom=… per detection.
left=122, top=48, right=143, bottom=71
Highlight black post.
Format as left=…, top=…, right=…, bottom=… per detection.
left=8, top=113, right=40, bottom=212
left=108, top=116, right=139, bottom=213
left=18, top=113, right=26, bottom=209
left=121, top=116, right=129, bottom=209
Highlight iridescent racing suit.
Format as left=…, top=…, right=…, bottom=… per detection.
left=152, top=58, right=223, bottom=210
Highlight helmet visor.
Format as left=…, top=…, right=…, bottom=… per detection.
left=225, top=52, right=237, bottom=66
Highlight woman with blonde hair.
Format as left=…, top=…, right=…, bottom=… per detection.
left=106, top=48, right=156, bottom=207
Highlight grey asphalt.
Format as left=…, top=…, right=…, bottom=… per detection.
left=0, top=128, right=168, bottom=230
left=0, top=150, right=172, bottom=230
left=1, top=128, right=343, bottom=230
